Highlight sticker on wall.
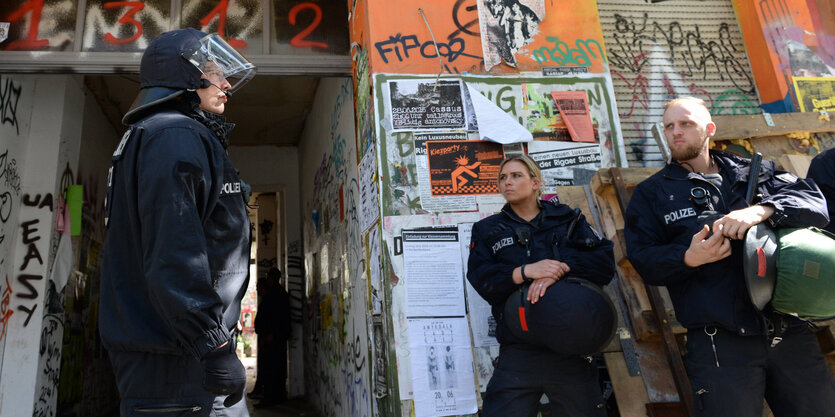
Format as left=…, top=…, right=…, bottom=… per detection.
left=528, top=140, right=602, bottom=189
left=792, top=77, right=835, bottom=112
left=476, top=0, right=545, bottom=70
left=359, top=144, right=381, bottom=232
left=387, top=79, right=467, bottom=132
left=426, top=140, right=504, bottom=197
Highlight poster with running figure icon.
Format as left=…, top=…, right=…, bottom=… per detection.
left=426, top=140, right=504, bottom=197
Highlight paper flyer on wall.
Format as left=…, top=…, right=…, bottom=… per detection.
left=464, top=82, right=533, bottom=144
left=792, top=77, right=835, bottom=112
left=403, top=228, right=467, bottom=317
left=358, top=144, right=380, bottom=232
left=408, top=317, right=479, bottom=417
left=414, top=132, right=478, bottom=212
left=551, top=90, right=595, bottom=142
left=426, top=140, right=504, bottom=197
left=458, top=222, right=499, bottom=347
left=387, top=79, right=468, bottom=132
left=528, top=140, right=602, bottom=190
left=475, top=0, right=545, bottom=70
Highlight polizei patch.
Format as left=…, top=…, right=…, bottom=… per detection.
left=664, top=207, right=697, bottom=224
left=492, top=237, right=514, bottom=254
left=220, top=181, right=242, bottom=195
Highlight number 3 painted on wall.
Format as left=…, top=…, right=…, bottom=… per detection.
left=104, top=1, right=145, bottom=44
left=289, top=2, right=328, bottom=50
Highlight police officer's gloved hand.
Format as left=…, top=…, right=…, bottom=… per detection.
left=200, top=341, right=246, bottom=407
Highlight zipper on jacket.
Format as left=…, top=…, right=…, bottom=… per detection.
left=134, top=405, right=202, bottom=413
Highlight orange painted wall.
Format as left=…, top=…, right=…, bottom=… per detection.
left=364, top=0, right=608, bottom=75
left=733, top=0, right=835, bottom=112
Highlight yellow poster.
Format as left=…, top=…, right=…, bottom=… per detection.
left=793, top=77, right=835, bottom=112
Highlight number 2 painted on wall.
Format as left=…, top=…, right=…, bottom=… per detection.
left=289, top=2, right=328, bottom=50
left=104, top=1, right=145, bottom=44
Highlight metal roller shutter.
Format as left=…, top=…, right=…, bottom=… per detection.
left=597, top=0, right=762, bottom=167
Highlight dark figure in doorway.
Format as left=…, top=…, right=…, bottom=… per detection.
left=99, top=28, right=256, bottom=417
left=248, top=277, right=269, bottom=400
left=253, top=267, right=291, bottom=408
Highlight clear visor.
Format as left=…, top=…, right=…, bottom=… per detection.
left=184, top=33, right=256, bottom=93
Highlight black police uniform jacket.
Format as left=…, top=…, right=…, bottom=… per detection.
left=807, top=147, right=835, bottom=234
left=467, top=200, right=615, bottom=345
left=100, top=99, right=250, bottom=360
left=625, top=150, right=828, bottom=335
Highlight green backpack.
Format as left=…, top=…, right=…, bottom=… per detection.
left=770, top=227, right=835, bottom=319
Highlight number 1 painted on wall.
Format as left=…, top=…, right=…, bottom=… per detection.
left=4, top=0, right=49, bottom=50
left=200, top=0, right=247, bottom=49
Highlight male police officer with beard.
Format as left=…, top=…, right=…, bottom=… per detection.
left=625, top=97, right=835, bottom=417
left=100, top=28, right=255, bottom=416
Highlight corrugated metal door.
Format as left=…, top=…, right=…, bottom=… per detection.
left=598, top=0, right=761, bottom=167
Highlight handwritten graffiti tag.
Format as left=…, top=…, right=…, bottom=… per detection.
left=531, top=36, right=607, bottom=67
left=0, top=76, right=23, bottom=135
left=0, top=275, right=12, bottom=340
left=608, top=13, right=755, bottom=94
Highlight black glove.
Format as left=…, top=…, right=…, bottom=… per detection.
left=200, top=341, right=246, bottom=407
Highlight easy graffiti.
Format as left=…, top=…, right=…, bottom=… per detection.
left=16, top=193, right=52, bottom=327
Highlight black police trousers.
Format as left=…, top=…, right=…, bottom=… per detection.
left=109, top=349, right=249, bottom=417
left=482, top=343, right=606, bottom=417
left=685, top=324, right=835, bottom=417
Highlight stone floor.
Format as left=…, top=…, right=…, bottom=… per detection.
left=242, top=357, right=321, bottom=417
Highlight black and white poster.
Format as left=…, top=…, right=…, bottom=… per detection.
left=387, top=79, right=467, bottom=131
left=477, top=0, right=544, bottom=70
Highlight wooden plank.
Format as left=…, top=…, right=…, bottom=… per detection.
left=646, top=402, right=687, bottom=417
left=778, top=154, right=814, bottom=178
left=604, top=352, right=650, bottom=417
left=712, top=112, right=835, bottom=140
left=610, top=168, right=694, bottom=417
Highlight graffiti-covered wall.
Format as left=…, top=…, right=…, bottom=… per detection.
left=0, top=75, right=89, bottom=417
left=0, top=74, right=35, bottom=394
left=358, top=1, right=624, bottom=416
left=598, top=0, right=762, bottom=167
left=299, top=77, right=375, bottom=417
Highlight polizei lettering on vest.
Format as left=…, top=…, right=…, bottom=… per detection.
left=664, top=207, right=697, bottom=224
left=492, top=237, right=514, bottom=254
left=221, top=181, right=241, bottom=195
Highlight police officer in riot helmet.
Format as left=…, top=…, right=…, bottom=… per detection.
left=100, top=28, right=255, bottom=416
left=467, top=155, right=615, bottom=416
left=625, top=97, right=835, bottom=416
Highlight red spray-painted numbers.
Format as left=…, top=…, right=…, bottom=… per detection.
left=5, top=0, right=49, bottom=50
left=200, top=0, right=246, bottom=49
left=103, top=1, right=145, bottom=44
left=289, top=2, right=328, bottom=50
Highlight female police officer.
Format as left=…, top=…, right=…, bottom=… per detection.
left=467, top=155, right=615, bottom=416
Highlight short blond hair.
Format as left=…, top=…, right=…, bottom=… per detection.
left=497, top=155, right=543, bottom=198
left=663, top=97, right=713, bottom=121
